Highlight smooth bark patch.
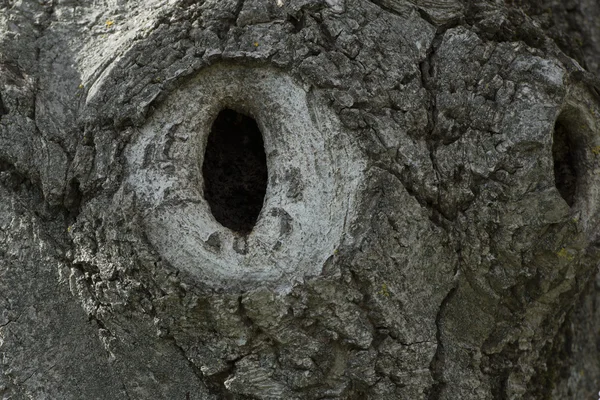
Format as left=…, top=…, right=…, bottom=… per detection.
left=202, top=109, right=267, bottom=234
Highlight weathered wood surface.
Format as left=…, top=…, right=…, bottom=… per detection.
left=0, top=0, right=599, bottom=398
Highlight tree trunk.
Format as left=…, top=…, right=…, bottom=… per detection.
left=1, top=0, right=599, bottom=398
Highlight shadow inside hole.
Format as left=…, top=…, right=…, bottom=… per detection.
left=202, top=108, right=268, bottom=234
left=552, top=119, right=578, bottom=207
left=0, top=93, right=7, bottom=117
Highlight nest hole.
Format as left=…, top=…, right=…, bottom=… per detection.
left=202, top=108, right=268, bottom=234
left=552, top=119, right=578, bottom=207
left=0, top=93, right=7, bottom=117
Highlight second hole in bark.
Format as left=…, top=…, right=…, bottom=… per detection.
left=202, top=109, right=268, bottom=234
left=0, top=93, right=7, bottom=118
left=552, top=119, right=578, bottom=207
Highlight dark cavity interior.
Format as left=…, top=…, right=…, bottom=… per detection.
left=202, top=109, right=268, bottom=234
left=0, top=93, right=7, bottom=117
left=552, top=120, right=577, bottom=207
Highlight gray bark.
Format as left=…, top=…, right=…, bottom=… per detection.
left=1, top=0, right=599, bottom=399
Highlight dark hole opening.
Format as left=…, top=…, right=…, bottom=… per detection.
left=0, top=93, right=7, bottom=117
left=552, top=120, right=577, bottom=207
left=202, top=108, right=268, bottom=234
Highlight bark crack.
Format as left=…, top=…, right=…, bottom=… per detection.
left=427, top=285, right=457, bottom=400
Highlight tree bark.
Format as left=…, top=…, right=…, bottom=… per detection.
left=0, top=0, right=599, bottom=399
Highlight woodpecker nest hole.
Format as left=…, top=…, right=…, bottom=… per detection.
left=202, top=109, right=268, bottom=234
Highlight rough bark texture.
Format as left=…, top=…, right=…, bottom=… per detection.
left=1, top=0, right=600, bottom=399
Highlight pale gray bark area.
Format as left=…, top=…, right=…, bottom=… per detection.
left=1, top=0, right=600, bottom=399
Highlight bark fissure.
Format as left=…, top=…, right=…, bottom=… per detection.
left=427, top=286, right=457, bottom=400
